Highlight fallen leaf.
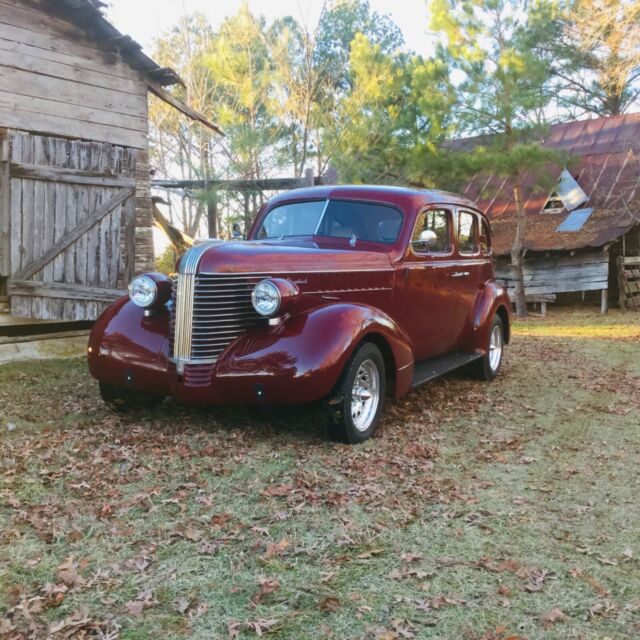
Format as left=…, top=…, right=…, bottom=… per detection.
left=57, top=557, right=85, bottom=587
left=319, top=596, right=341, bottom=612
left=263, top=538, right=290, bottom=559
left=541, top=607, right=567, bottom=626
left=124, top=600, right=145, bottom=617
left=260, top=484, right=294, bottom=497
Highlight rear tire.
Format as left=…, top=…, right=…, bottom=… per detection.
left=470, top=315, right=504, bottom=381
left=99, top=382, right=164, bottom=412
left=327, top=343, right=386, bottom=444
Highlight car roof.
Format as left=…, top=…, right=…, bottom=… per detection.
left=267, top=184, right=482, bottom=214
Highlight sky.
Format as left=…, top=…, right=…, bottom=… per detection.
left=106, top=0, right=432, bottom=56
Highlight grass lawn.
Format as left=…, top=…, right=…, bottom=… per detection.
left=1, top=308, right=639, bottom=640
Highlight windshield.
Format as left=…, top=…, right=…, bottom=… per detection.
left=256, top=199, right=403, bottom=244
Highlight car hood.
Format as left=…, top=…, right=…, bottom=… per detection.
left=192, top=240, right=393, bottom=275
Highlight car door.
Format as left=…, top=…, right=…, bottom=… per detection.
left=445, top=208, right=486, bottom=348
left=394, top=207, right=460, bottom=361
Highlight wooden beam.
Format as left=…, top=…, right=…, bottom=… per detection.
left=12, top=187, right=134, bottom=282
left=11, top=162, right=136, bottom=188
left=9, top=280, right=125, bottom=302
left=153, top=176, right=315, bottom=191
left=148, top=81, right=224, bottom=136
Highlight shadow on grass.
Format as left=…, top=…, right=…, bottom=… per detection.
left=112, top=398, right=330, bottom=445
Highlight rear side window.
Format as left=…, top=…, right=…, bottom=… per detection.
left=458, top=211, right=479, bottom=254
left=411, top=209, right=451, bottom=254
left=480, top=217, right=492, bottom=254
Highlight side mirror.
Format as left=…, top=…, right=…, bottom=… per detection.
left=419, top=229, right=437, bottom=245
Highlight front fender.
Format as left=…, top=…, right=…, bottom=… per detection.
left=217, top=303, right=415, bottom=403
left=88, top=298, right=171, bottom=396
left=462, top=281, right=512, bottom=353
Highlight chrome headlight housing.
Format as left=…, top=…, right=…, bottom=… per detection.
left=251, top=279, right=281, bottom=317
left=128, top=274, right=158, bottom=308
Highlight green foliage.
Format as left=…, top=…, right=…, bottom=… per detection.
left=146, top=0, right=633, bottom=228
left=155, top=245, right=179, bottom=275
left=529, top=0, right=640, bottom=117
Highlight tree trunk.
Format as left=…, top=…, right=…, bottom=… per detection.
left=511, top=183, right=528, bottom=318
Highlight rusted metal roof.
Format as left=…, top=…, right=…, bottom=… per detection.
left=456, top=113, right=640, bottom=255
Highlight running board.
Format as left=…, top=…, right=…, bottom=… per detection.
left=411, top=352, right=482, bottom=388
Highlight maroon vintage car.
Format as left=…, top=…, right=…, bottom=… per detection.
left=88, top=185, right=511, bottom=443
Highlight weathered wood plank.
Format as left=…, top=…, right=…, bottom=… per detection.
left=9, top=280, right=125, bottom=302
left=0, top=132, right=10, bottom=276
left=0, top=17, right=138, bottom=78
left=0, top=106, right=147, bottom=150
left=0, top=64, right=146, bottom=117
left=0, top=41, right=144, bottom=96
left=10, top=162, right=137, bottom=187
left=9, top=136, right=22, bottom=276
left=12, top=186, right=134, bottom=281
left=0, top=35, right=143, bottom=85
left=0, top=91, right=147, bottom=134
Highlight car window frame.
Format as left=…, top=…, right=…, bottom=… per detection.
left=407, top=206, right=455, bottom=260
left=456, top=208, right=481, bottom=257
left=479, top=214, right=493, bottom=256
left=253, top=197, right=405, bottom=246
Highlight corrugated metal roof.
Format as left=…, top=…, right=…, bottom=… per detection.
left=456, top=113, right=640, bottom=255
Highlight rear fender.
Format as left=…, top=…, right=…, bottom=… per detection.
left=462, top=281, right=512, bottom=353
left=219, top=303, right=415, bottom=402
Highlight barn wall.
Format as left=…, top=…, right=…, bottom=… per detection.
left=0, top=0, right=148, bottom=149
left=495, top=251, right=609, bottom=299
left=0, top=0, right=156, bottom=285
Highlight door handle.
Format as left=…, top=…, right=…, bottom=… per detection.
left=449, top=271, right=470, bottom=278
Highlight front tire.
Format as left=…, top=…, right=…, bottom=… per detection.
left=471, top=315, right=504, bottom=381
left=99, top=382, right=164, bottom=412
left=327, top=343, right=386, bottom=444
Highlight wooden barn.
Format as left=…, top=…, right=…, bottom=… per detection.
left=457, top=113, right=640, bottom=312
left=0, top=0, right=219, bottom=322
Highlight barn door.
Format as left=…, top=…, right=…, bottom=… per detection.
left=2, top=132, right=137, bottom=321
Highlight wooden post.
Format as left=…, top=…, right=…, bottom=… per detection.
left=617, top=255, right=626, bottom=309
left=207, top=192, right=218, bottom=239
left=243, top=192, right=250, bottom=235
left=304, top=167, right=315, bottom=187
left=601, top=288, right=608, bottom=315
left=0, top=133, right=11, bottom=279
left=540, top=301, right=547, bottom=316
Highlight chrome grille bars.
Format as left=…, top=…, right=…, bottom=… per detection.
left=172, top=241, right=222, bottom=373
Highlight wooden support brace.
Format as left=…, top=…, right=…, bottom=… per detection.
left=601, top=288, right=608, bottom=315
left=148, top=82, right=224, bottom=136
left=12, top=187, right=134, bottom=282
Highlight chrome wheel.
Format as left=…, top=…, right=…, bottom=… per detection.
left=489, top=324, right=503, bottom=372
left=351, top=358, right=380, bottom=432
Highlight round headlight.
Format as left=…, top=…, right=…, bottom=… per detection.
left=129, top=275, right=158, bottom=308
left=251, top=280, right=281, bottom=317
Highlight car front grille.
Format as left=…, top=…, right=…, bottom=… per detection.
left=171, top=273, right=264, bottom=370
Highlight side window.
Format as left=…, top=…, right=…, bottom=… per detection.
left=411, top=209, right=451, bottom=254
left=458, top=210, right=479, bottom=254
left=480, top=217, right=492, bottom=255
